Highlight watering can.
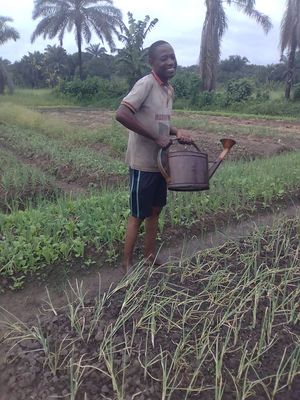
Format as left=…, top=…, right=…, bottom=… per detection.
left=157, top=129, right=236, bottom=192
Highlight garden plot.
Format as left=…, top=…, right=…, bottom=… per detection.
left=0, top=107, right=300, bottom=399
left=39, top=107, right=300, bottom=160
left=1, top=106, right=300, bottom=210
left=0, top=146, right=57, bottom=210
left=0, top=218, right=299, bottom=400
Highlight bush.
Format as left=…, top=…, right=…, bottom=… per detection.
left=256, top=89, right=270, bottom=102
left=293, top=83, right=300, bottom=101
left=226, top=78, right=254, bottom=103
left=194, top=91, right=215, bottom=107
left=172, top=71, right=202, bottom=101
left=58, top=77, right=128, bottom=103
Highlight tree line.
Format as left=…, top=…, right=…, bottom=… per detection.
left=1, top=0, right=300, bottom=100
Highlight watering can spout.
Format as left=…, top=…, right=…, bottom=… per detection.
left=208, top=138, right=236, bottom=179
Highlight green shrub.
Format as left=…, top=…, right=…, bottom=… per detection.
left=172, top=71, right=202, bottom=100
left=256, top=89, right=270, bottom=102
left=226, top=78, right=253, bottom=103
left=58, top=77, right=128, bottom=103
left=293, top=83, right=300, bottom=101
left=195, top=91, right=215, bottom=107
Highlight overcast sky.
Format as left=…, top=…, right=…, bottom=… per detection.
left=1, top=0, right=286, bottom=66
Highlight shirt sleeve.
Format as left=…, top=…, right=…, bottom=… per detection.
left=121, top=77, right=153, bottom=113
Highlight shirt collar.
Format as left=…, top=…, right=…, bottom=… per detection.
left=151, top=70, right=169, bottom=87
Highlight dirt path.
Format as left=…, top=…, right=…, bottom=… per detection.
left=1, top=202, right=299, bottom=331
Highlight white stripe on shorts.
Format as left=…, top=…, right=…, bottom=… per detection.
left=136, top=170, right=141, bottom=218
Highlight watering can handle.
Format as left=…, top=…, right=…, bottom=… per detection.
left=157, top=138, right=200, bottom=183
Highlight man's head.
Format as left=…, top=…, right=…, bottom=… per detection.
left=148, top=41, right=177, bottom=83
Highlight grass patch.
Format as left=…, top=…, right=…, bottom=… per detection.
left=0, top=106, right=128, bottom=178
left=174, top=108, right=300, bottom=122
left=171, top=113, right=294, bottom=138
left=0, top=147, right=58, bottom=211
left=0, top=89, right=75, bottom=108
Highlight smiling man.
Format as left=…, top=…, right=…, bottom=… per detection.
left=116, top=40, right=192, bottom=273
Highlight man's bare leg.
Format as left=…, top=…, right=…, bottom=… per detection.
left=123, top=216, right=143, bottom=273
left=144, top=207, right=165, bottom=264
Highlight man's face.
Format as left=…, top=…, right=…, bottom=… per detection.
left=150, top=43, right=177, bottom=83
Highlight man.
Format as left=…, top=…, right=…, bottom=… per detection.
left=116, top=40, right=192, bottom=272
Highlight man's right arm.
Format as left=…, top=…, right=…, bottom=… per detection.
left=115, top=105, right=171, bottom=149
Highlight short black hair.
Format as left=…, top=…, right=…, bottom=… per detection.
left=148, top=40, right=170, bottom=60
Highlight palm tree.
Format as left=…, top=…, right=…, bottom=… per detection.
left=44, top=45, right=69, bottom=86
left=0, top=16, right=20, bottom=94
left=117, top=12, right=158, bottom=87
left=280, top=0, right=300, bottom=99
left=31, top=0, right=122, bottom=79
left=0, top=16, right=20, bottom=45
left=0, top=59, right=14, bottom=94
left=200, top=0, right=272, bottom=91
left=85, top=43, right=107, bottom=58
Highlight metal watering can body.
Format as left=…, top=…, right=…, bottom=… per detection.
left=157, top=138, right=236, bottom=192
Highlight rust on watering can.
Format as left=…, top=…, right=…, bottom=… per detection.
left=157, top=126, right=236, bottom=191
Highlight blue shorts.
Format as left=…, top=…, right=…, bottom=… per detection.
left=129, top=168, right=167, bottom=218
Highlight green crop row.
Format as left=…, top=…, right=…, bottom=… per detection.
left=0, top=147, right=57, bottom=210
left=3, top=217, right=300, bottom=398
left=0, top=102, right=127, bottom=161
left=172, top=113, right=290, bottom=138
left=0, top=124, right=127, bottom=179
left=0, top=150, right=299, bottom=289
left=0, top=192, right=129, bottom=289
left=165, top=150, right=300, bottom=227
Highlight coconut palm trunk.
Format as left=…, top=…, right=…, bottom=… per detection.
left=199, top=0, right=271, bottom=92
left=280, top=0, right=300, bottom=99
left=0, top=16, right=19, bottom=94
left=200, top=0, right=223, bottom=91
left=285, top=34, right=297, bottom=99
left=75, top=22, right=83, bottom=79
left=0, top=67, right=5, bottom=94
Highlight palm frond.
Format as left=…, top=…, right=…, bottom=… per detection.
left=0, top=16, right=20, bottom=45
left=280, top=0, right=300, bottom=54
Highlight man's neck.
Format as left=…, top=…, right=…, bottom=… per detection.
left=151, top=70, right=168, bottom=85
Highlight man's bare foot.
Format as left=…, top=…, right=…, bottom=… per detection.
left=121, top=263, right=130, bottom=274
